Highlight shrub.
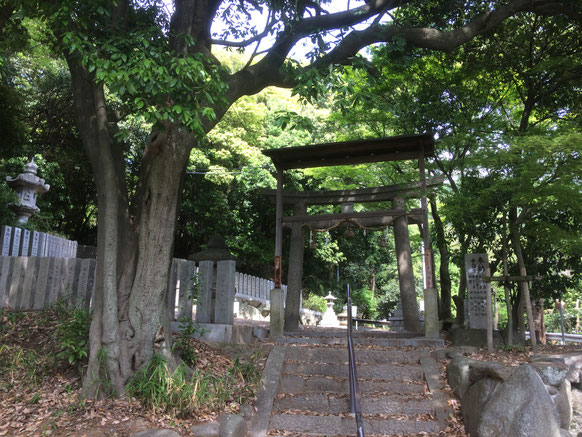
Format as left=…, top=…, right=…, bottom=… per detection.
left=55, top=308, right=90, bottom=366
left=302, top=293, right=327, bottom=313
left=172, top=317, right=206, bottom=366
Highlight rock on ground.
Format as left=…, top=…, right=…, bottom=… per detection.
left=477, top=364, right=562, bottom=437
left=130, top=429, right=181, bottom=437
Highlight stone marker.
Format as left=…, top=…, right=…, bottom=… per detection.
left=215, top=260, right=235, bottom=325
left=10, top=227, right=21, bottom=256
left=20, top=230, right=30, bottom=256
left=190, top=235, right=238, bottom=326
left=1, top=226, right=11, bottom=256
left=465, top=253, right=490, bottom=330
left=0, top=257, right=11, bottom=306
left=177, top=260, right=195, bottom=320
left=37, top=232, right=46, bottom=257
left=196, top=261, right=214, bottom=324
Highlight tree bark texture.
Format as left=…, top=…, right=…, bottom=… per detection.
left=502, top=212, right=514, bottom=345
left=67, top=56, right=195, bottom=397
left=533, top=299, right=546, bottom=344
left=509, top=206, right=537, bottom=352
left=392, top=197, right=421, bottom=334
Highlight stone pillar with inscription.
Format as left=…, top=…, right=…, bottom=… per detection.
left=5, top=158, right=50, bottom=224
left=465, top=253, right=491, bottom=330
left=189, top=235, right=238, bottom=325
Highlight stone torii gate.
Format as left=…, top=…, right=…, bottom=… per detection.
left=262, top=134, right=441, bottom=336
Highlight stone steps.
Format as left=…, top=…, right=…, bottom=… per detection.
left=284, top=346, right=426, bottom=364
left=283, top=329, right=418, bottom=339
left=269, top=413, right=443, bottom=436
left=261, top=331, right=449, bottom=436
left=278, top=374, right=425, bottom=395
left=273, top=393, right=436, bottom=415
left=283, top=362, right=424, bottom=380
left=274, top=335, right=444, bottom=347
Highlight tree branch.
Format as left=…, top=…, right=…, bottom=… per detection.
left=211, top=12, right=277, bottom=48
left=226, top=0, right=578, bottom=103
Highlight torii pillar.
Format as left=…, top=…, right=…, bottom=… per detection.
left=284, top=202, right=306, bottom=331
left=393, top=196, right=422, bottom=334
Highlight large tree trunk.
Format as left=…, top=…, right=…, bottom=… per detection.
left=67, top=56, right=194, bottom=397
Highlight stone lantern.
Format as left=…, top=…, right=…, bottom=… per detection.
left=5, top=158, right=50, bottom=224
left=320, top=291, right=340, bottom=327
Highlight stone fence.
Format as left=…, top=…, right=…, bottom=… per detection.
left=1, top=225, right=78, bottom=258
left=2, top=256, right=289, bottom=319
left=0, top=256, right=95, bottom=309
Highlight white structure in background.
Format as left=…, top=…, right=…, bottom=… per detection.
left=6, top=158, right=50, bottom=224
left=320, top=291, right=340, bottom=327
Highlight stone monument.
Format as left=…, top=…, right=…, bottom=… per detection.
left=190, top=235, right=237, bottom=325
left=5, top=158, right=50, bottom=224
left=465, top=253, right=490, bottom=329
left=319, top=292, right=340, bottom=327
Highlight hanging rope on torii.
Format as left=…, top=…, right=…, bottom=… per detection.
left=261, top=134, right=443, bottom=336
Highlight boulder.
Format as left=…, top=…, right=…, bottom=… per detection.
left=462, top=377, right=500, bottom=436
left=531, top=353, right=582, bottom=387
left=530, top=361, right=570, bottom=387
left=431, top=348, right=451, bottom=361
left=554, top=379, right=573, bottom=430
left=219, top=414, right=248, bottom=437
left=131, top=430, right=181, bottom=437
left=477, top=364, right=562, bottom=437
left=239, top=404, right=255, bottom=422
left=571, top=388, right=582, bottom=436
left=190, top=421, right=220, bottom=437
left=447, top=357, right=471, bottom=398
left=469, top=360, right=514, bottom=383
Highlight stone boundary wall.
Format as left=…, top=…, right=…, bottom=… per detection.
left=235, top=272, right=287, bottom=303
left=1, top=225, right=78, bottom=258
left=2, top=256, right=292, bottom=319
left=0, top=256, right=95, bottom=309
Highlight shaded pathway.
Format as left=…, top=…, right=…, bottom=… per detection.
left=251, top=328, right=453, bottom=436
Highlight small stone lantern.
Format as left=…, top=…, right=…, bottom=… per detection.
left=6, top=158, right=50, bottom=224
left=320, top=291, right=340, bottom=327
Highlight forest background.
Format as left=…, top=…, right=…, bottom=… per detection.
left=0, top=0, right=581, bottom=394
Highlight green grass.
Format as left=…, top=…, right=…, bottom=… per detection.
left=126, top=352, right=262, bottom=417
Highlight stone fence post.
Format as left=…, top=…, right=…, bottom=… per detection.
left=189, top=235, right=237, bottom=325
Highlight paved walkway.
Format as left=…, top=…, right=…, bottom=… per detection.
left=251, top=328, right=451, bottom=436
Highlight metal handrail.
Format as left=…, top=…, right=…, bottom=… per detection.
left=347, top=284, right=364, bottom=437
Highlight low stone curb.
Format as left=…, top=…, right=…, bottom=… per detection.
left=248, top=346, right=286, bottom=437
left=420, top=353, right=451, bottom=423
